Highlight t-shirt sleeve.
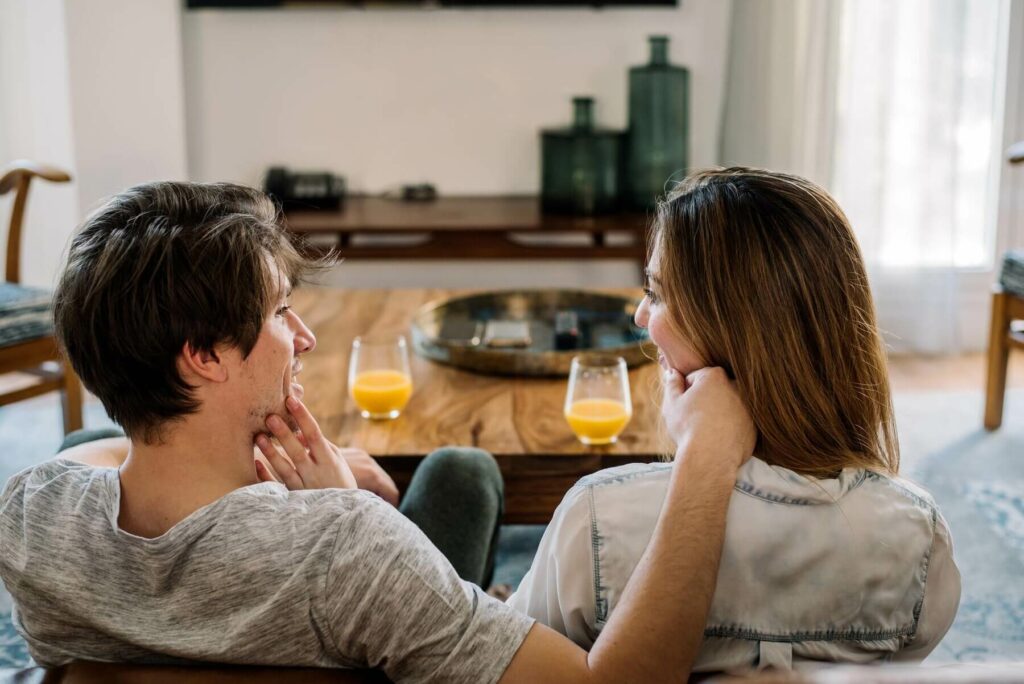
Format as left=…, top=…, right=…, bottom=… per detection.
left=317, top=497, right=533, bottom=684
left=506, top=484, right=597, bottom=648
left=893, top=510, right=962, bottom=661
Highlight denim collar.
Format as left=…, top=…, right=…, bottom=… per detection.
left=734, top=457, right=869, bottom=505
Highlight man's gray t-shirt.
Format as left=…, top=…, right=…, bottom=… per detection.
left=0, top=459, right=533, bottom=683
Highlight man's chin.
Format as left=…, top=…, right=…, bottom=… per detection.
left=288, top=381, right=304, bottom=401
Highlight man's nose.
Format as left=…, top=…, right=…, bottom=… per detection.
left=293, top=317, right=316, bottom=354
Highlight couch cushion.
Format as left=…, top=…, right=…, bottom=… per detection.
left=1000, top=250, right=1024, bottom=298
left=0, top=283, right=52, bottom=348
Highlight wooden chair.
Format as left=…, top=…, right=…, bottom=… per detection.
left=0, top=160, right=82, bottom=434
left=983, top=141, right=1024, bottom=430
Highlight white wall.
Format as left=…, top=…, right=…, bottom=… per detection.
left=0, top=0, right=189, bottom=288
left=63, top=0, right=189, bottom=218
left=182, top=2, right=732, bottom=194
left=3, top=0, right=730, bottom=290
left=0, top=0, right=78, bottom=289
left=182, top=1, right=731, bottom=287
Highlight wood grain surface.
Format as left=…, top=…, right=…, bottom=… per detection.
left=291, top=286, right=670, bottom=522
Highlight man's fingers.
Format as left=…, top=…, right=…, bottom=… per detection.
left=380, top=478, right=400, bottom=507
left=256, top=435, right=303, bottom=490
left=370, top=469, right=400, bottom=507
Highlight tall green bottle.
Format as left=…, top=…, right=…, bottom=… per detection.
left=626, top=35, right=690, bottom=210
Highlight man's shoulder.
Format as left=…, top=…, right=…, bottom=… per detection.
left=2, top=457, right=95, bottom=489
left=219, top=483, right=410, bottom=541
left=1, top=458, right=108, bottom=518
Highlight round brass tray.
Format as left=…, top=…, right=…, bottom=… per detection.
left=410, top=289, right=655, bottom=377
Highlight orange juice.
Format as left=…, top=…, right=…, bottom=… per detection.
left=351, top=369, right=413, bottom=418
left=565, top=398, right=631, bottom=445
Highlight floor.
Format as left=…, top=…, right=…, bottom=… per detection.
left=887, top=352, right=1024, bottom=392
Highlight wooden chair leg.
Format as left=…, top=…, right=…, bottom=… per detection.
left=984, top=291, right=1010, bottom=430
left=61, top=363, right=84, bottom=435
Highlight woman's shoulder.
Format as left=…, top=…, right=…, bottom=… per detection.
left=566, top=459, right=944, bottom=527
left=861, top=471, right=940, bottom=510
left=574, top=461, right=674, bottom=491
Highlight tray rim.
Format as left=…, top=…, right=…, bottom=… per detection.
left=410, top=287, right=655, bottom=376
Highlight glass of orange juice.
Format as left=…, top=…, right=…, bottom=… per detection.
left=348, top=335, right=414, bottom=420
left=564, top=354, right=632, bottom=445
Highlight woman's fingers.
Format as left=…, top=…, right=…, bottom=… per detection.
left=266, top=414, right=310, bottom=467
left=261, top=399, right=358, bottom=491
left=662, top=368, right=687, bottom=399
left=285, top=396, right=331, bottom=462
left=256, top=434, right=303, bottom=490
left=672, top=366, right=756, bottom=467
left=254, top=458, right=278, bottom=484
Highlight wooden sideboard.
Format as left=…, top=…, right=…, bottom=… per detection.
left=283, top=196, right=651, bottom=271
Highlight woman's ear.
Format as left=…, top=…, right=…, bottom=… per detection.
left=177, top=342, right=229, bottom=383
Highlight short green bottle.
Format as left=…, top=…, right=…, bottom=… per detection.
left=625, top=35, right=690, bottom=210
left=541, top=97, right=623, bottom=216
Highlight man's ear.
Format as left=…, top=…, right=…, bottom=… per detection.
left=177, top=342, right=229, bottom=383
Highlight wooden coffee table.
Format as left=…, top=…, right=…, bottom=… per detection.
left=293, top=287, right=671, bottom=524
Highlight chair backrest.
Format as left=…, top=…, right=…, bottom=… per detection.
left=0, top=161, right=72, bottom=284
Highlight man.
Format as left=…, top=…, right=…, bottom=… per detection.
left=0, top=182, right=755, bottom=682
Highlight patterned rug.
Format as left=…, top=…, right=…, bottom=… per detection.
left=1, top=390, right=1022, bottom=668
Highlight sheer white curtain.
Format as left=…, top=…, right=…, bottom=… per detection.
left=720, top=0, right=842, bottom=187
left=831, top=0, right=1008, bottom=353
left=721, top=0, right=1011, bottom=353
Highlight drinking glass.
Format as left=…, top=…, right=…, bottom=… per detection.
left=564, top=354, right=632, bottom=445
left=348, top=335, right=413, bottom=420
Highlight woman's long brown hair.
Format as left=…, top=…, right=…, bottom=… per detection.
left=654, top=167, right=899, bottom=477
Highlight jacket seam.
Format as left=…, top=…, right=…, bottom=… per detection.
left=703, top=625, right=915, bottom=641
left=578, top=465, right=671, bottom=490
left=908, top=504, right=938, bottom=643
left=865, top=472, right=936, bottom=510
left=588, top=486, right=609, bottom=627
left=582, top=464, right=873, bottom=507
left=732, top=470, right=869, bottom=506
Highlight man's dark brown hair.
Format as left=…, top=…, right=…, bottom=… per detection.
left=53, top=181, right=323, bottom=444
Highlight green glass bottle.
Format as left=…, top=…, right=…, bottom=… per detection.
left=625, top=35, right=690, bottom=210
left=541, top=97, right=623, bottom=216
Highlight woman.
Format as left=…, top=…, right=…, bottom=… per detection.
left=508, top=167, right=960, bottom=671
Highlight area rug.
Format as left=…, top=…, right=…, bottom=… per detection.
left=1, top=390, right=1022, bottom=668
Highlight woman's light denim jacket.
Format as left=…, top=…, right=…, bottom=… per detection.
left=508, top=458, right=960, bottom=672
